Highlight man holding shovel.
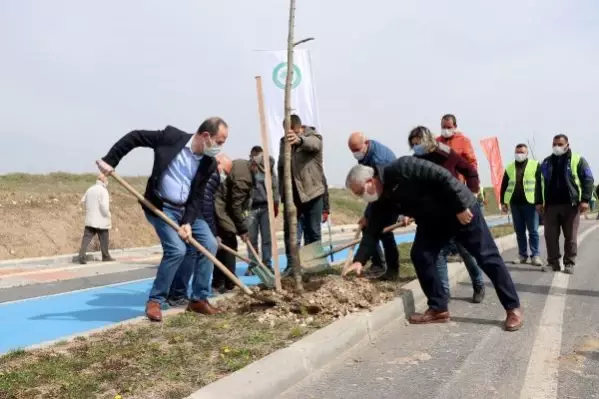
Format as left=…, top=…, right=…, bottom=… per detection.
left=213, top=154, right=254, bottom=292
left=96, top=118, right=228, bottom=322
left=348, top=132, right=400, bottom=280
left=342, top=156, right=523, bottom=331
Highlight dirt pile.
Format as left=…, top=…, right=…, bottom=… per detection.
left=222, top=275, right=399, bottom=322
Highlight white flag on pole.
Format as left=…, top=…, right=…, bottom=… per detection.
left=255, top=48, right=321, bottom=161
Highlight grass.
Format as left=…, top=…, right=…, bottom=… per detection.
left=0, top=229, right=514, bottom=398
left=0, top=312, right=324, bottom=399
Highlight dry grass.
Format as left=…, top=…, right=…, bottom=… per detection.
left=0, top=224, right=514, bottom=399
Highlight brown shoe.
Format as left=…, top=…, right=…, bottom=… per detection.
left=505, top=308, right=523, bottom=331
left=187, top=299, right=222, bottom=315
left=145, top=301, right=162, bottom=322
left=409, top=308, right=450, bottom=324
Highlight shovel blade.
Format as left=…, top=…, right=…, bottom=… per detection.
left=249, top=263, right=275, bottom=289
left=299, top=241, right=331, bottom=274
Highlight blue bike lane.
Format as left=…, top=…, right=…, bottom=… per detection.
left=0, top=218, right=507, bottom=354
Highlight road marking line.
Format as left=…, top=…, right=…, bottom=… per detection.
left=519, top=224, right=599, bottom=399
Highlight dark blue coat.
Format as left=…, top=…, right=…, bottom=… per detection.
left=359, top=140, right=396, bottom=217
left=201, top=171, right=220, bottom=235
left=359, top=139, right=396, bottom=168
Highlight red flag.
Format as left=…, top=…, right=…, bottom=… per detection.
left=479, top=137, right=504, bottom=208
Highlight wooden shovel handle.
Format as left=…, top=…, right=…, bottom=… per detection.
left=246, top=241, right=272, bottom=273
left=326, top=221, right=405, bottom=257
left=343, top=228, right=362, bottom=269
left=109, top=172, right=254, bottom=296
left=219, top=242, right=253, bottom=264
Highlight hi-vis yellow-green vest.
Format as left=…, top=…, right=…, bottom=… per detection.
left=504, top=160, right=539, bottom=204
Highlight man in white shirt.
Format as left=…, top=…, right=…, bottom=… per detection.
left=78, top=174, right=114, bottom=264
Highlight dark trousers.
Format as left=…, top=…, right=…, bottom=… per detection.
left=544, top=204, right=580, bottom=266
left=284, top=195, right=323, bottom=264
left=79, top=226, right=110, bottom=259
left=410, top=206, right=520, bottom=312
left=358, top=230, right=400, bottom=272
left=213, top=230, right=237, bottom=290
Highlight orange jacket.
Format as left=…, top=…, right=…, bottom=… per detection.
left=436, top=131, right=478, bottom=185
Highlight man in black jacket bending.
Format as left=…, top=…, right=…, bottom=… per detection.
left=342, top=156, right=523, bottom=331
left=96, top=117, right=228, bottom=322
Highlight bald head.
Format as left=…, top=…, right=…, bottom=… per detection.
left=216, top=153, right=233, bottom=175
left=348, top=132, right=369, bottom=161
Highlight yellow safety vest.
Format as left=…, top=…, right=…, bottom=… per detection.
left=505, top=159, right=539, bottom=204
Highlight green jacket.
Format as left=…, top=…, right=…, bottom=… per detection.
left=277, top=126, right=325, bottom=204
left=215, top=159, right=253, bottom=235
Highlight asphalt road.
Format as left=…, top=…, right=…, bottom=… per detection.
left=279, top=220, right=599, bottom=399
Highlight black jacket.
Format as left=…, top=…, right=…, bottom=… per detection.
left=102, top=126, right=217, bottom=225
left=354, top=156, right=476, bottom=264
left=322, top=175, right=330, bottom=213
left=202, top=171, right=220, bottom=235
left=214, top=160, right=253, bottom=235
left=540, top=150, right=594, bottom=205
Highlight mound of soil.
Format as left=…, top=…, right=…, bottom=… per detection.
left=221, top=275, right=399, bottom=322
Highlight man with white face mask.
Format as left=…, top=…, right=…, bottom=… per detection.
left=96, top=117, right=228, bottom=322
left=347, top=132, right=400, bottom=280
left=500, top=144, right=543, bottom=266
left=539, top=134, right=594, bottom=274
left=341, top=157, right=523, bottom=331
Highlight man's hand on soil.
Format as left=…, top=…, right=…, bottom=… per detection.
left=342, top=262, right=363, bottom=277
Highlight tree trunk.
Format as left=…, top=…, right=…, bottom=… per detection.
left=283, top=0, right=302, bottom=293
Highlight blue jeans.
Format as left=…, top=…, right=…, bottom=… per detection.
left=145, top=206, right=218, bottom=304
left=285, top=196, right=323, bottom=266
left=436, top=239, right=484, bottom=295
left=510, top=203, right=540, bottom=258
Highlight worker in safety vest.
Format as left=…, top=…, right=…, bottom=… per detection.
left=538, top=134, right=594, bottom=274
left=500, top=144, right=543, bottom=266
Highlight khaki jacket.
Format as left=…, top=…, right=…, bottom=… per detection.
left=215, top=159, right=253, bottom=235
left=277, top=126, right=325, bottom=204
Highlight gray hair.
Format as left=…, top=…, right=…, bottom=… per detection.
left=345, top=164, right=375, bottom=190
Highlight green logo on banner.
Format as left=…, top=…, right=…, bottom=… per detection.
left=272, top=62, right=302, bottom=89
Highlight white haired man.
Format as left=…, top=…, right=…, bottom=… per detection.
left=342, top=156, right=523, bottom=331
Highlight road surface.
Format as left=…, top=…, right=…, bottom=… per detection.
left=279, top=220, right=599, bottom=399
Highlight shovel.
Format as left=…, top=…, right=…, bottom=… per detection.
left=299, top=221, right=405, bottom=274
left=218, top=242, right=275, bottom=289
left=109, top=172, right=277, bottom=306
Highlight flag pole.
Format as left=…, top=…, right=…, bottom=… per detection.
left=255, top=75, right=282, bottom=291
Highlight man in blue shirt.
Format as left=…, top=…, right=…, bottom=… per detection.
left=97, top=117, right=229, bottom=322
left=347, top=132, right=400, bottom=280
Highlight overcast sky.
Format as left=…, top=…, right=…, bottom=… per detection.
left=1, top=0, right=597, bottom=185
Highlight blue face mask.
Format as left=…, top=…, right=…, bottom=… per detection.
left=412, top=144, right=426, bottom=156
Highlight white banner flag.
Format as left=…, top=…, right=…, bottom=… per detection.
left=255, top=48, right=321, bottom=161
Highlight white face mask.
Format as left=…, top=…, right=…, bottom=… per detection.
left=219, top=172, right=227, bottom=183
left=361, top=183, right=380, bottom=203
left=353, top=151, right=365, bottom=161
left=441, top=128, right=455, bottom=138
left=515, top=153, right=527, bottom=162
left=552, top=146, right=566, bottom=156
left=204, top=136, right=221, bottom=158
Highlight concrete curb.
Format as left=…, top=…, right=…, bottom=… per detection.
left=187, top=229, right=527, bottom=399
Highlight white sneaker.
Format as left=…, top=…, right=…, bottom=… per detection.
left=531, top=256, right=543, bottom=266
left=513, top=256, right=528, bottom=264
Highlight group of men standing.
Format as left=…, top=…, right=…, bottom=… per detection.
left=83, top=111, right=594, bottom=331
left=92, top=115, right=327, bottom=322
left=500, top=134, right=594, bottom=274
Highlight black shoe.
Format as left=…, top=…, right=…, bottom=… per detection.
left=102, top=256, right=116, bottom=262
left=564, top=264, right=574, bottom=274
left=167, top=297, right=189, bottom=307
left=472, top=285, right=485, bottom=304
left=78, top=256, right=87, bottom=265
left=376, top=269, right=399, bottom=281
left=551, top=263, right=561, bottom=272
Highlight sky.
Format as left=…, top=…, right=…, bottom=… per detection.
left=1, top=0, right=598, bottom=186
